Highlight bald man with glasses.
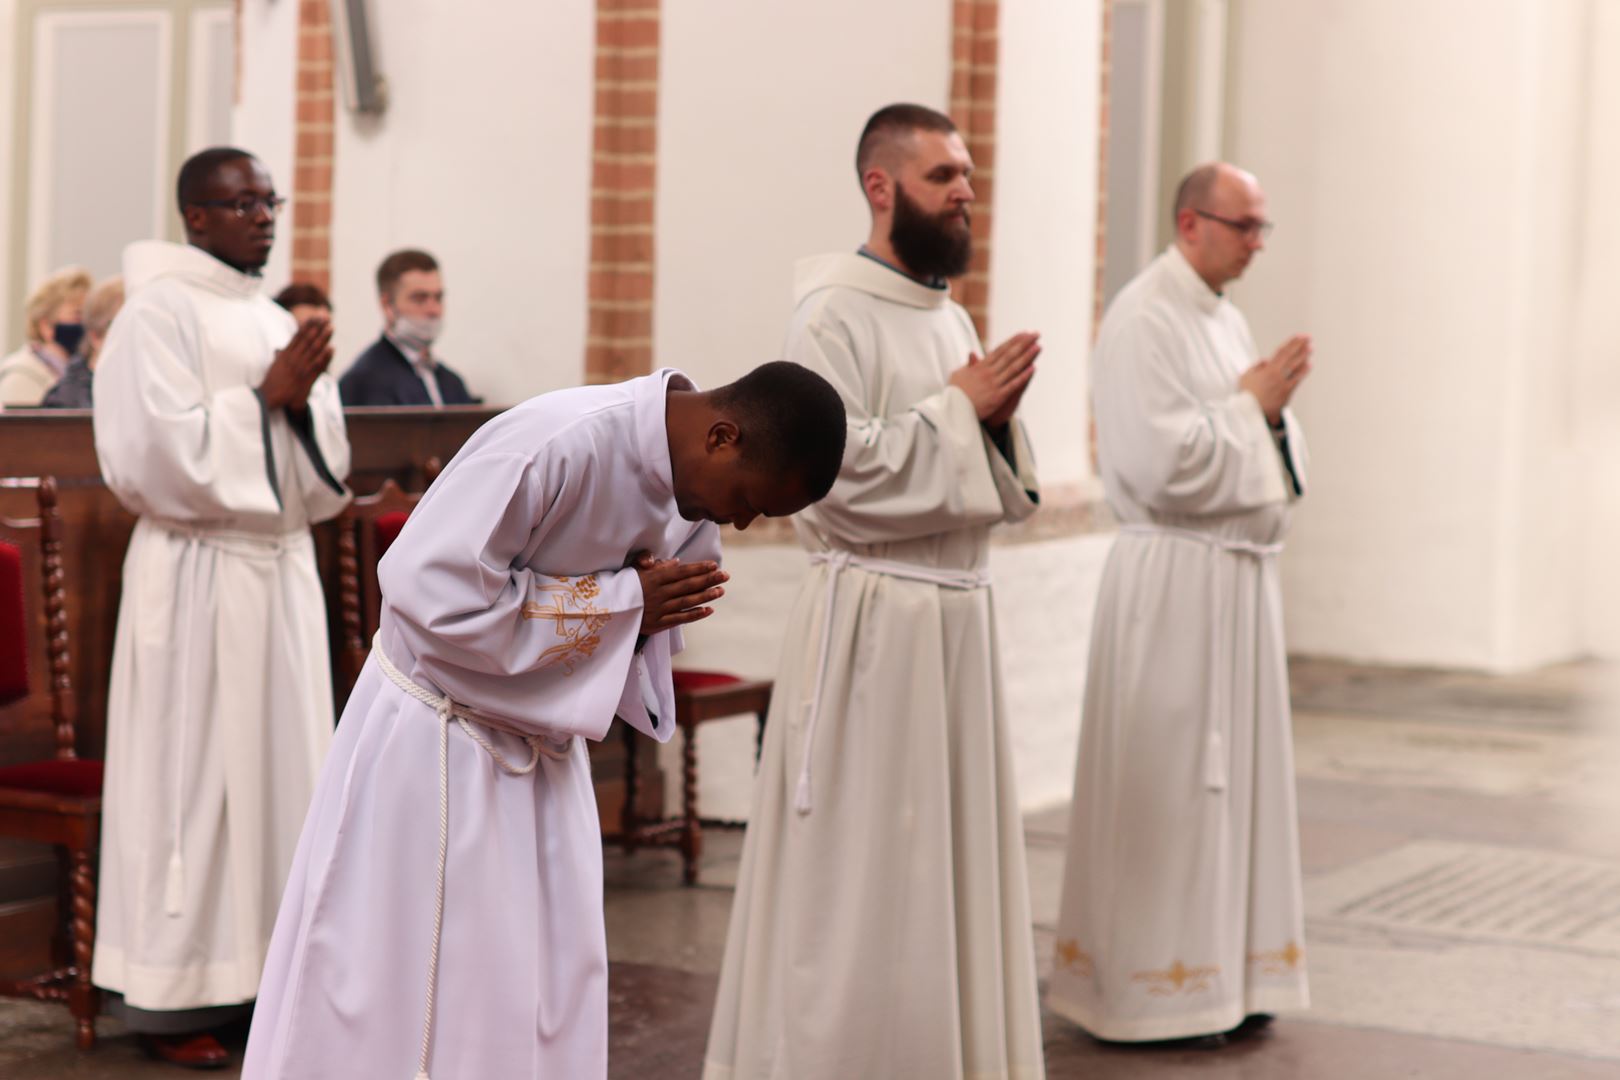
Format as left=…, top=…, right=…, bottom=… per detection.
left=1047, top=162, right=1313, bottom=1047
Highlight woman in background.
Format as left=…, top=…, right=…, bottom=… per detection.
left=42, top=275, right=124, bottom=408
left=0, top=265, right=93, bottom=406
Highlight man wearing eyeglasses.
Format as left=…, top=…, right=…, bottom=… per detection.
left=1048, top=162, right=1312, bottom=1048
left=91, top=146, right=351, bottom=1069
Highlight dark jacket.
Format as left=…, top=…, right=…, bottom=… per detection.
left=40, top=356, right=93, bottom=409
left=338, top=335, right=477, bottom=407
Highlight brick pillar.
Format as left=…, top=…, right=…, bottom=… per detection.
left=585, top=0, right=660, bottom=385
left=949, top=0, right=999, bottom=342
left=1089, top=0, right=1114, bottom=475
left=289, top=0, right=335, bottom=291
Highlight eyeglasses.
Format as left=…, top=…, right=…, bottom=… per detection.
left=193, top=195, right=288, bottom=219
left=1194, top=209, right=1273, bottom=240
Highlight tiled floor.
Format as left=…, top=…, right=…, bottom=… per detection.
left=4, top=659, right=1617, bottom=1078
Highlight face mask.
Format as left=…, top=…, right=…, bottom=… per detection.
left=391, top=313, right=442, bottom=352
left=52, top=322, right=86, bottom=355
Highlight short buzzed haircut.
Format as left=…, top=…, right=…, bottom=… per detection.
left=856, top=103, right=957, bottom=180
left=1172, top=163, right=1221, bottom=226
left=711, top=361, right=847, bottom=501
left=176, top=146, right=255, bottom=213
left=376, top=249, right=439, bottom=300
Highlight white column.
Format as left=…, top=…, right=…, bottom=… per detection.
left=990, top=0, right=1104, bottom=497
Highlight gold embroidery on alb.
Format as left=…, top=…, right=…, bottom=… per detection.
left=521, top=576, right=612, bottom=675
left=1130, top=959, right=1219, bottom=997
left=1246, top=939, right=1304, bottom=976
left=1054, top=939, right=1094, bottom=979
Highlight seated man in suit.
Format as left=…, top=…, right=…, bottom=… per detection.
left=339, top=249, right=478, bottom=407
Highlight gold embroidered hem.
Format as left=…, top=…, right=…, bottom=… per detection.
left=1246, top=940, right=1305, bottom=976
left=1054, top=939, right=1094, bottom=979
left=1130, top=960, right=1220, bottom=997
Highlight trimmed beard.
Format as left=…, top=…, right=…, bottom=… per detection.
left=889, top=182, right=973, bottom=280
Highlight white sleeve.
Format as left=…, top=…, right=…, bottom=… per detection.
left=1096, top=313, right=1291, bottom=516
left=92, top=300, right=282, bottom=520
left=379, top=451, right=646, bottom=739
left=286, top=373, right=352, bottom=523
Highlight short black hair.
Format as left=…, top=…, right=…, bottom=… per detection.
left=711, top=361, right=847, bottom=501
left=274, top=282, right=331, bottom=312
left=176, top=146, right=256, bottom=214
left=377, top=249, right=439, bottom=299
left=856, top=103, right=957, bottom=179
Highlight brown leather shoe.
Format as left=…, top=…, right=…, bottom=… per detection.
left=138, top=1032, right=230, bottom=1069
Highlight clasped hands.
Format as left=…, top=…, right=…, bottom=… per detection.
left=259, top=318, right=335, bottom=412
left=1239, top=334, right=1312, bottom=425
left=948, top=331, right=1041, bottom=429
left=632, top=552, right=728, bottom=635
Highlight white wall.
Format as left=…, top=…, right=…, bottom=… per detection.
left=0, top=0, right=19, bottom=347
left=657, top=0, right=1101, bottom=496
left=654, top=0, right=951, bottom=392
left=236, top=0, right=596, bottom=406
left=1573, top=3, right=1620, bottom=659
left=990, top=0, right=1102, bottom=494
left=1226, top=0, right=1600, bottom=670
left=233, top=0, right=297, bottom=290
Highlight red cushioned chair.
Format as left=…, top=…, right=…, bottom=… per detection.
left=613, top=670, right=772, bottom=885
left=333, top=459, right=441, bottom=700
left=0, top=475, right=102, bottom=1049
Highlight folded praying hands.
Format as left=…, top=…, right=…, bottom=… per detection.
left=1239, top=334, right=1312, bottom=425
left=260, top=318, right=335, bottom=412
left=949, top=331, right=1041, bottom=428
left=633, top=552, right=728, bottom=634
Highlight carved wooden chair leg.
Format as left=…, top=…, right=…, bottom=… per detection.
left=621, top=724, right=640, bottom=854
left=681, top=724, right=701, bottom=886
left=53, top=845, right=72, bottom=968
left=69, top=845, right=98, bottom=1050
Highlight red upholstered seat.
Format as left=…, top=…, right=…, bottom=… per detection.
left=0, top=540, right=28, bottom=706
left=374, top=511, right=410, bottom=555
left=0, top=758, right=104, bottom=799
left=672, top=670, right=744, bottom=692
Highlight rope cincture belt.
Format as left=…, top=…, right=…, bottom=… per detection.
left=372, top=636, right=574, bottom=1080
left=798, top=551, right=992, bottom=816
left=1116, top=523, right=1283, bottom=794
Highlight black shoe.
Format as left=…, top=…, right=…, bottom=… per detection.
left=1227, top=1013, right=1276, bottom=1041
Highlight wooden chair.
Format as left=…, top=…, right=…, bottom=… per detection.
left=334, top=459, right=441, bottom=698
left=0, top=476, right=102, bottom=1049
left=614, top=671, right=772, bottom=885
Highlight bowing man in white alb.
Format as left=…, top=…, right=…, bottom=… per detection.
left=1048, top=162, right=1312, bottom=1045
left=92, top=148, right=350, bottom=1069
left=242, top=362, right=847, bottom=1080
left=705, top=104, right=1046, bottom=1080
